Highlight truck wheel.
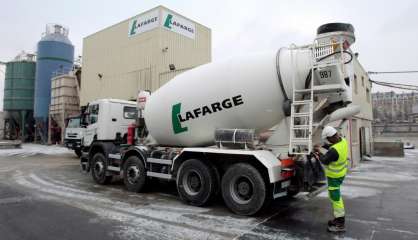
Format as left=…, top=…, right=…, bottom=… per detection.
left=123, top=156, right=147, bottom=192
left=221, top=163, right=267, bottom=216
left=91, top=152, right=112, bottom=185
left=75, top=149, right=82, bottom=158
left=176, top=159, right=219, bottom=207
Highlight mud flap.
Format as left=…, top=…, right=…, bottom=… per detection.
left=292, top=154, right=326, bottom=197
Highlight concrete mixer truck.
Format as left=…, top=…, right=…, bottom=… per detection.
left=80, top=23, right=361, bottom=215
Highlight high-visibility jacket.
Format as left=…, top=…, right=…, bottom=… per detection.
left=325, top=138, right=348, bottom=178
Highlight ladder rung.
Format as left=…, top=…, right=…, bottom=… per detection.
left=294, top=89, right=312, bottom=93
left=290, top=138, right=311, bottom=143
left=292, top=112, right=310, bottom=117
left=312, top=84, right=345, bottom=93
left=292, top=125, right=310, bottom=129
left=292, top=100, right=313, bottom=105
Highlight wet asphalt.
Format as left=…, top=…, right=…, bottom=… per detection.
left=0, top=146, right=417, bottom=240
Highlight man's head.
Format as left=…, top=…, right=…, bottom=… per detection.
left=321, top=126, right=340, bottom=144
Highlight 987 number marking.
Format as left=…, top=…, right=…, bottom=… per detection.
left=319, top=70, right=332, bottom=79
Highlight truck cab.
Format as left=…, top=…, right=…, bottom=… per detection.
left=80, top=99, right=137, bottom=172
left=81, top=99, right=137, bottom=146
left=64, top=115, right=84, bottom=157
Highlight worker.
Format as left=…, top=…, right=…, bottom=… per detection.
left=313, top=126, right=348, bottom=233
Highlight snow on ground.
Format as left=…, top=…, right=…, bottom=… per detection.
left=0, top=144, right=72, bottom=157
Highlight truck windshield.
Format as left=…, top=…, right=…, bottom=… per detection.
left=67, top=118, right=81, bottom=128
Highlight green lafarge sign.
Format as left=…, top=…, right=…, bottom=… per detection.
left=128, top=10, right=159, bottom=37
left=161, top=10, right=195, bottom=39
left=171, top=95, right=244, bottom=134
left=128, top=9, right=196, bottom=39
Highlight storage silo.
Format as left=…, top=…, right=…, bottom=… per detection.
left=3, top=53, right=36, bottom=140
left=34, top=24, right=74, bottom=142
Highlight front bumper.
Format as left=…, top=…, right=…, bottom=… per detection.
left=64, top=139, right=82, bottom=150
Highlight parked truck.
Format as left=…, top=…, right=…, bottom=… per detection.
left=81, top=23, right=361, bottom=215
left=64, top=115, right=84, bottom=157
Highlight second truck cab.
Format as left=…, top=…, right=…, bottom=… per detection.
left=64, top=115, right=84, bottom=157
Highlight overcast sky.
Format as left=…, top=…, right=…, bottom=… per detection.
left=1, top=0, right=418, bottom=103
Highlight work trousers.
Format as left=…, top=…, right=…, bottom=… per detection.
left=327, top=176, right=345, bottom=218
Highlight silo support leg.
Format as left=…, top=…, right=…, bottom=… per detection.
left=21, top=110, right=26, bottom=142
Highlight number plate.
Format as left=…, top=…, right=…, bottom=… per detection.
left=281, top=180, right=290, bottom=188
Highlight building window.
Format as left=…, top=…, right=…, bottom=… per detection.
left=361, top=76, right=364, bottom=87
left=354, top=74, right=358, bottom=94
left=366, top=88, right=370, bottom=103
left=351, top=119, right=358, bottom=143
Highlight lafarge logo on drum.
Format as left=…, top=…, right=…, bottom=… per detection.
left=172, top=95, right=244, bottom=134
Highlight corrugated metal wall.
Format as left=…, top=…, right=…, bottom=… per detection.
left=4, top=61, right=36, bottom=110
left=81, top=6, right=211, bottom=105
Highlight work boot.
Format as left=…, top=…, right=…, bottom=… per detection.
left=327, top=217, right=346, bottom=232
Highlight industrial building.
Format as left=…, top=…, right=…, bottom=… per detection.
left=372, top=91, right=418, bottom=137
left=339, top=56, right=373, bottom=167
left=372, top=91, right=418, bottom=123
left=80, top=5, right=211, bottom=105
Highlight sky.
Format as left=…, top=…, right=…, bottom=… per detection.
left=1, top=0, right=418, bottom=105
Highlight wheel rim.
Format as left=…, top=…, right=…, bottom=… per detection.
left=182, top=170, right=203, bottom=196
left=94, top=160, right=104, bottom=178
left=127, top=165, right=140, bottom=185
left=230, top=176, right=254, bottom=204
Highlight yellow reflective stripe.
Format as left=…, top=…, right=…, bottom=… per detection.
left=326, top=164, right=347, bottom=173
left=328, top=186, right=340, bottom=190
left=332, top=161, right=348, bottom=167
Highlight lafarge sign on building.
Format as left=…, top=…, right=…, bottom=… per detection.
left=161, top=10, right=195, bottom=39
left=128, top=10, right=159, bottom=37
left=128, top=9, right=196, bottom=39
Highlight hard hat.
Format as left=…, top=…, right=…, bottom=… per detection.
left=322, top=126, right=337, bottom=139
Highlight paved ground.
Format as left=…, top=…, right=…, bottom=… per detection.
left=0, top=144, right=417, bottom=240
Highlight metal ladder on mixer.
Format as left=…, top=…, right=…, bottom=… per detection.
left=289, top=38, right=349, bottom=155
left=288, top=52, right=315, bottom=155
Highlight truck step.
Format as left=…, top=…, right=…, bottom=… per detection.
left=147, top=158, right=173, bottom=165
left=147, top=172, right=172, bottom=180
left=108, top=153, right=121, bottom=160
left=107, top=166, right=120, bottom=172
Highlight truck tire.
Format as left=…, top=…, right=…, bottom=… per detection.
left=221, top=163, right=267, bottom=216
left=91, top=152, right=112, bottom=185
left=123, top=156, right=147, bottom=192
left=176, top=159, right=219, bottom=207
left=75, top=149, right=82, bottom=158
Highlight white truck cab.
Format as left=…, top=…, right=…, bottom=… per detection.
left=82, top=99, right=137, bottom=147
left=64, top=115, right=84, bottom=157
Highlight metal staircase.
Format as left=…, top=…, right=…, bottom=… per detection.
left=289, top=37, right=350, bottom=155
